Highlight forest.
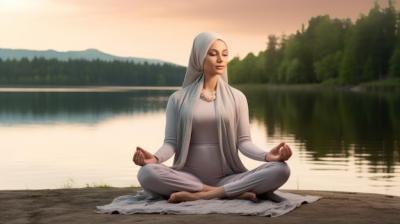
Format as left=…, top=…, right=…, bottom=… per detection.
left=0, top=58, right=185, bottom=86
left=0, top=0, right=398, bottom=86
left=228, top=0, right=400, bottom=85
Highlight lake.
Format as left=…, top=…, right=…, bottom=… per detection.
left=0, top=86, right=399, bottom=196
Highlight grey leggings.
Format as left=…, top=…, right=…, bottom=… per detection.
left=137, top=161, right=290, bottom=198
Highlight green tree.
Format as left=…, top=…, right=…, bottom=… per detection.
left=264, top=35, right=281, bottom=83
left=340, top=0, right=397, bottom=83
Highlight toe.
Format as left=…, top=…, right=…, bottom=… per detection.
left=168, top=194, right=176, bottom=203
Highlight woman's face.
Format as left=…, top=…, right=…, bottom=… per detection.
left=203, top=39, right=229, bottom=76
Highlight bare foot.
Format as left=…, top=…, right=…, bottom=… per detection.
left=237, top=192, right=258, bottom=202
left=202, top=185, right=217, bottom=192
left=168, top=191, right=199, bottom=203
left=168, top=190, right=258, bottom=203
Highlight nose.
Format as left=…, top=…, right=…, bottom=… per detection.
left=217, top=55, right=223, bottom=63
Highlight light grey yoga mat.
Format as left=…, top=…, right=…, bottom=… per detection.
left=95, top=189, right=321, bottom=217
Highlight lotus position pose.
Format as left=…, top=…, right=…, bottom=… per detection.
left=133, top=32, right=292, bottom=203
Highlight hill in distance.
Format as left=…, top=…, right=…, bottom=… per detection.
left=0, top=48, right=180, bottom=66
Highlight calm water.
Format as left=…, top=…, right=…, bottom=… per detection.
left=0, top=86, right=399, bottom=196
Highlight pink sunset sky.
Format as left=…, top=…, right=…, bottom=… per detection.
left=0, top=0, right=397, bottom=66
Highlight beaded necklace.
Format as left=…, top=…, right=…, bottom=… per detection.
left=200, top=89, right=216, bottom=102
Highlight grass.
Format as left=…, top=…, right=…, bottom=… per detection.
left=83, top=183, right=142, bottom=189
left=61, top=177, right=113, bottom=189
left=61, top=177, right=76, bottom=188
left=85, top=183, right=113, bottom=188
left=59, top=177, right=142, bottom=189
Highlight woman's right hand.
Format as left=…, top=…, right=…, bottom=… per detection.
left=266, top=142, right=292, bottom=162
left=133, top=146, right=158, bottom=166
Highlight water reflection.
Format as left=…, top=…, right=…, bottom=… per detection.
left=0, top=87, right=399, bottom=196
left=0, top=90, right=171, bottom=124
left=242, top=87, right=400, bottom=173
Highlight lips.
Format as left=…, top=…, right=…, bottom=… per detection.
left=216, top=66, right=225, bottom=69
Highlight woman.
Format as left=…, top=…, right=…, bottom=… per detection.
left=133, top=32, right=292, bottom=203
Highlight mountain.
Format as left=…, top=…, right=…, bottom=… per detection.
left=0, top=48, right=177, bottom=66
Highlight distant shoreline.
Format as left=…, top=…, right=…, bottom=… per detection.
left=0, top=78, right=399, bottom=92
left=234, top=78, right=400, bottom=93
left=0, top=85, right=180, bottom=92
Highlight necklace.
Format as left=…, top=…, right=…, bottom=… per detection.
left=200, top=89, right=216, bottom=102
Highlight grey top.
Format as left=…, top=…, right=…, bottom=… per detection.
left=190, top=94, right=219, bottom=144
left=154, top=91, right=268, bottom=167
left=180, top=97, right=224, bottom=185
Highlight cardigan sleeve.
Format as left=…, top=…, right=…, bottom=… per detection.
left=153, top=94, right=177, bottom=163
left=236, top=91, right=268, bottom=161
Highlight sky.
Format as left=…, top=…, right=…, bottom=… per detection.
left=0, top=0, right=397, bottom=66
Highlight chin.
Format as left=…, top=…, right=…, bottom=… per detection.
left=214, top=70, right=224, bottom=75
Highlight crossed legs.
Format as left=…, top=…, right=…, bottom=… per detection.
left=137, top=162, right=290, bottom=203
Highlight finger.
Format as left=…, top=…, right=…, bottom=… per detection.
left=278, top=147, right=284, bottom=160
left=280, top=148, right=286, bottom=160
left=279, top=142, right=286, bottom=151
left=272, top=142, right=285, bottom=152
left=285, top=147, right=291, bottom=160
left=138, top=151, right=143, bottom=162
left=283, top=145, right=289, bottom=153
left=133, top=151, right=138, bottom=163
left=283, top=147, right=290, bottom=160
left=137, top=151, right=142, bottom=161
left=139, top=151, right=145, bottom=165
left=138, top=147, right=148, bottom=154
left=283, top=148, right=289, bottom=160
left=134, top=152, right=140, bottom=164
left=285, top=145, right=292, bottom=158
left=140, top=148, right=152, bottom=158
left=136, top=148, right=143, bottom=156
left=135, top=149, right=141, bottom=161
left=138, top=147, right=148, bottom=156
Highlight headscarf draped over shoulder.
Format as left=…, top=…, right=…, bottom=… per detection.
left=170, top=31, right=248, bottom=174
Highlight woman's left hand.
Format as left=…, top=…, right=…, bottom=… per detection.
left=266, top=142, right=292, bottom=162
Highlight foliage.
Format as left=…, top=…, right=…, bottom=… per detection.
left=0, top=58, right=185, bottom=86
left=229, top=0, right=398, bottom=85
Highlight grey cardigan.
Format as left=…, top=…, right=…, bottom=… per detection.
left=154, top=83, right=268, bottom=174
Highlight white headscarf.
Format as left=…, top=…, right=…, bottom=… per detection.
left=171, top=31, right=248, bottom=174
left=182, top=32, right=229, bottom=87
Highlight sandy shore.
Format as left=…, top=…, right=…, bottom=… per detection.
left=1, top=187, right=399, bottom=224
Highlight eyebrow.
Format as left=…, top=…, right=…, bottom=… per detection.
left=209, top=48, right=228, bottom=52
